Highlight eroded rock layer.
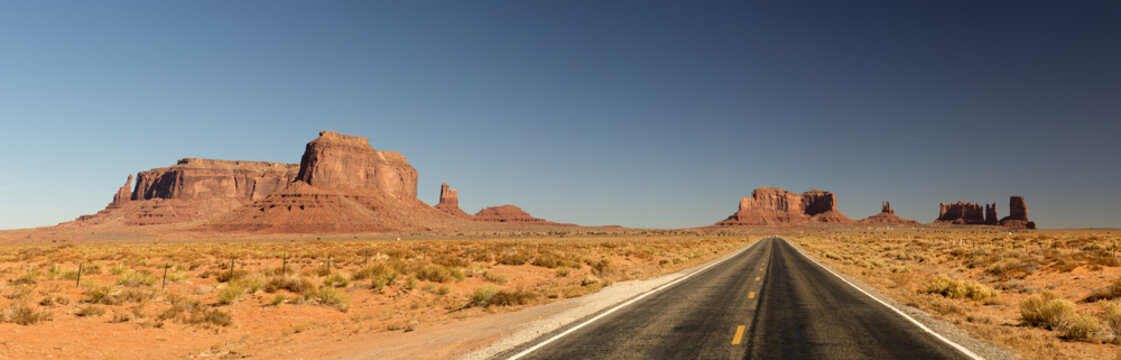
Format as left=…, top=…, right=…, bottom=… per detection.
left=295, top=131, right=417, bottom=199
left=473, top=205, right=572, bottom=226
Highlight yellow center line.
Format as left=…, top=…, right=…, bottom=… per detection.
left=732, top=325, right=745, bottom=345
left=749, top=291, right=756, bottom=299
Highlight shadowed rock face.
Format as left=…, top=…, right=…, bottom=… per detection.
left=295, top=131, right=418, bottom=199
left=715, top=187, right=851, bottom=226
left=936, top=196, right=1037, bottom=229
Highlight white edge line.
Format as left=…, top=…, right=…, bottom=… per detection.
left=787, top=239, right=985, bottom=360
left=504, top=238, right=764, bottom=360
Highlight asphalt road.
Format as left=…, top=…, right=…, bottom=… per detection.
left=496, top=237, right=975, bottom=360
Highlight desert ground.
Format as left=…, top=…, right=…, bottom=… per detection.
left=0, top=226, right=1117, bottom=359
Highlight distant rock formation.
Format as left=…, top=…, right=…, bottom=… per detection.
left=434, top=182, right=470, bottom=217
left=859, top=201, right=920, bottom=225
left=73, top=159, right=299, bottom=225
left=935, top=196, right=1036, bottom=229
left=936, top=201, right=990, bottom=225
left=999, top=196, right=1036, bottom=229
left=473, top=205, right=572, bottom=226
left=715, top=187, right=852, bottom=226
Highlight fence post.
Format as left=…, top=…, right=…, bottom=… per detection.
left=229, top=258, right=235, bottom=280
left=162, top=263, right=168, bottom=289
left=282, top=252, right=288, bottom=274
left=75, top=262, right=82, bottom=288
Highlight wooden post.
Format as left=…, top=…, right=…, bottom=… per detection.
left=75, top=263, right=82, bottom=288
left=162, top=263, right=168, bottom=289
left=229, top=258, right=235, bottom=280
left=282, top=252, right=288, bottom=274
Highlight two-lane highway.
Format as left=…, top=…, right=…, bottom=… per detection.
left=497, top=237, right=976, bottom=360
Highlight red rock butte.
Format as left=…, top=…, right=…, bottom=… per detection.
left=714, top=187, right=852, bottom=227
left=934, top=196, right=1036, bottom=229
left=67, top=131, right=572, bottom=233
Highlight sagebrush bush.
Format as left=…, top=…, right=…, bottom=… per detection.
left=323, top=273, right=350, bottom=288
left=217, top=283, right=247, bottom=305
left=922, top=274, right=1000, bottom=303
left=483, top=271, right=507, bottom=284
left=490, top=289, right=537, bottom=306
left=417, top=264, right=456, bottom=283
left=265, top=275, right=315, bottom=294
left=1021, top=291, right=1076, bottom=329
left=116, top=271, right=157, bottom=287
left=1062, top=311, right=1110, bottom=342
left=317, top=287, right=349, bottom=312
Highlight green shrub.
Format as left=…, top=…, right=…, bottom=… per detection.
left=76, top=305, right=106, bottom=317
left=317, top=287, right=349, bottom=312
left=86, top=284, right=120, bottom=305
left=1021, top=291, right=1076, bottom=329
left=497, top=252, right=531, bottom=266
left=264, top=275, right=315, bottom=293
left=270, top=294, right=287, bottom=306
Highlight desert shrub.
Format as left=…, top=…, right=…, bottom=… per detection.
left=323, top=273, right=351, bottom=288
left=119, top=287, right=156, bottom=304
left=483, top=272, right=507, bottom=285
left=86, top=284, right=121, bottom=305
left=189, top=308, right=232, bottom=327
left=1063, top=311, right=1109, bottom=342
left=165, top=270, right=188, bottom=283
left=270, top=294, right=287, bottom=306
left=497, top=252, right=531, bottom=266
left=591, top=258, right=615, bottom=276
left=116, top=271, right=157, bottom=287
left=10, top=270, right=39, bottom=285
left=317, top=287, right=349, bottom=312
left=61, top=270, right=81, bottom=280
left=75, top=305, right=106, bottom=317
left=406, top=276, right=418, bottom=291
left=921, top=274, right=1000, bottom=303
left=1021, top=291, right=1076, bottom=329
left=1086, top=278, right=1121, bottom=303
left=264, top=275, right=315, bottom=294
left=416, top=264, right=456, bottom=283
left=490, top=289, right=537, bottom=306
left=531, top=252, right=564, bottom=268
left=437, top=286, right=450, bottom=296
left=555, top=267, right=572, bottom=277
left=984, top=258, right=1036, bottom=280
left=468, top=287, right=498, bottom=307
left=215, top=269, right=249, bottom=283
left=1097, top=302, right=1121, bottom=341
left=217, top=283, right=247, bottom=305
left=581, top=275, right=601, bottom=287
left=433, top=255, right=469, bottom=268
left=5, top=303, right=52, bottom=325
left=109, top=263, right=129, bottom=275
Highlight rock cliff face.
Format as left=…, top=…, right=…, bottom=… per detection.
left=134, top=158, right=299, bottom=201
left=73, top=160, right=299, bottom=225
left=859, top=201, right=920, bottom=225
left=295, top=131, right=417, bottom=199
left=715, top=187, right=852, bottom=226
left=999, top=196, right=1036, bottom=229
left=434, top=182, right=470, bottom=217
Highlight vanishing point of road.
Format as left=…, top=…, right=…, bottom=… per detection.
left=495, top=237, right=977, bottom=360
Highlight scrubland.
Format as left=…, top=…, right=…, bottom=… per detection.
left=793, top=228, right=1121, bottom=360
left=0, top=231, right=749, bottom=359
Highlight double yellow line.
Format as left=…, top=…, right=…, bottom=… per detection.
left=732, top=256, right=767, bottom=345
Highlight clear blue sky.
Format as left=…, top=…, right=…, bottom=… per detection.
left=2, top=1, right=1119, bottom=230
